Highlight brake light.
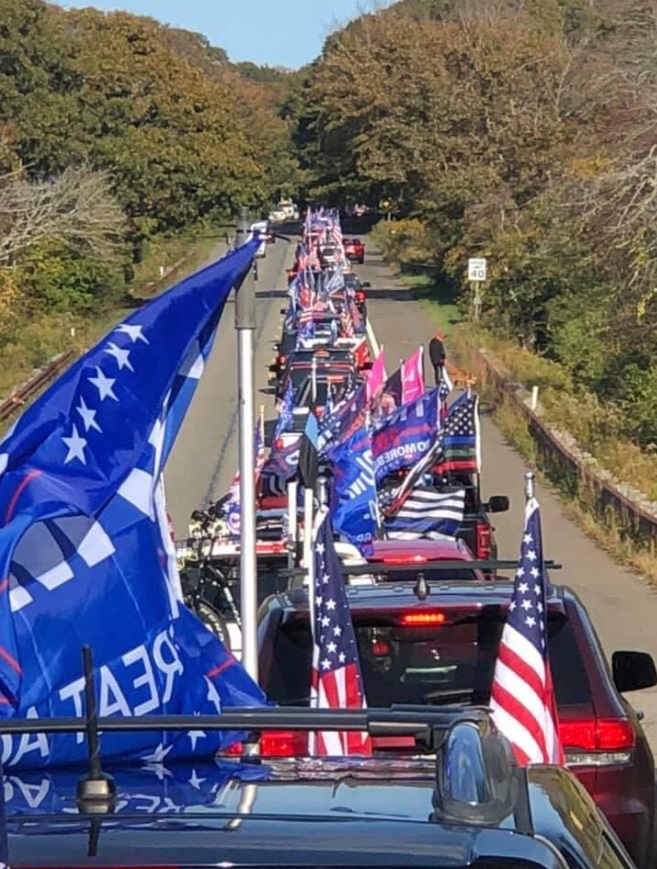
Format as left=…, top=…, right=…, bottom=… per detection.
left=400, top=612, right=446, bottom=626
left=380, top=554, right=427, bottom=564
left=355, top=291, right=366, bottom=301
left=260, top=730, right=307, bottom=757
left=372, top=639, right=391, bottom=656
left=475, top=522, right=492, bottom=559
left=559, top=718, right=635, bottom=767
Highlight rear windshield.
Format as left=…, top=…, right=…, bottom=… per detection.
left=264, top=609, right=590, bottom=708
left=205, top=555, right=289, bottom=607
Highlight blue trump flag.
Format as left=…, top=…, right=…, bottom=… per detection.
left=328, top=427, right=377, bottom=554
left=274, top=379, right=294, bottom=440
left=0, top=238, right=268, bottom=770
left=371, top=387, right=440, bottom=485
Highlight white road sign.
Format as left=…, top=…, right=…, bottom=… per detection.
left=468, top=257, right=487, bottom=282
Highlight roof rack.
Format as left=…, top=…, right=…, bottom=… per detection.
left=0, top=646, right=525, bottom=840
left=280, top=559, right=562, bottom=578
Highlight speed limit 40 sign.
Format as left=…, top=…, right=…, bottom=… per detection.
left=468, top=257, right=487, bottom=282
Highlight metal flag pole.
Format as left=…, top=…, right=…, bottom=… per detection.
left=235, top=206, right=258, bottom=684
left=524, top=470, right=535, bottom=503
left=287, top=478, right=298, bottom=569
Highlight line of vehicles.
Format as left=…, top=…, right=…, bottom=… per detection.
left=171, top=207, right=657, bottom=869
left=8, top=206, right=657, bottom=869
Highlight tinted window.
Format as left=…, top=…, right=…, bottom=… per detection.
left=204, top=556, right=289, bottom=608
left=264, top=609, right=590, bottom=708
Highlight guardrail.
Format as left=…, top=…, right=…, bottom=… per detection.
left=0, top=350, right=77, bottom=423
left=475, top=347, right=657, bottom=553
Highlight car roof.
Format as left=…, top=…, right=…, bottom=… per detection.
left=3, top=757, right=607, bottom=869
left=278, top=579, right=567, bottom=613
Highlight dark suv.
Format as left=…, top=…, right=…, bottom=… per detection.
left=3, top=705, right=638, bottom=869
left=258, top=576, right=657, bottom=869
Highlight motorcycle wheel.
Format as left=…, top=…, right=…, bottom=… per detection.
left=197, top=602, right=232, bottom=649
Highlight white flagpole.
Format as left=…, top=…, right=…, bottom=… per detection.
left=288, top=479, right=298, bottom=569
left=303, top=485, right=315, bottom=619
left=235, top=207, right=258, bottom=684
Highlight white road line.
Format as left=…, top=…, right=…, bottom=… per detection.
left=366, top=316, right=381, bottom=358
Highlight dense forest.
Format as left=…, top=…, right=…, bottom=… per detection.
left=0, top=0, right=299, bottom=342
left=291, top=0, right=657, bottom=443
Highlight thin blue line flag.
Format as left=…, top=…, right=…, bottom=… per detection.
left=0, top=239, right=268, bottom=770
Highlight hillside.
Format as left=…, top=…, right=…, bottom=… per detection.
left=290, top=0, right=657, bottom=442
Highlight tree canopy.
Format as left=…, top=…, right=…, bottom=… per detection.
left=292, top=0, right=657, bottom=441
left=0, top=0, right=300, bottom=356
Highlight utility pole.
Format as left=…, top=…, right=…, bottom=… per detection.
left=235, top=207, right=258, bottom=683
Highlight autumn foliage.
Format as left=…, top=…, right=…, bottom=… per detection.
left=0, top=0, right=298, bottom=353
left=293, top=0, right=657, bottom=443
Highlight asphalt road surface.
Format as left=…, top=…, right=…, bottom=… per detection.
left=164, top=238, right=290, bottom=533
left=165, top=233, right=657, bottom=753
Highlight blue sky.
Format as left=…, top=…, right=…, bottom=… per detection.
left=52, top=0, right=394, bottom=69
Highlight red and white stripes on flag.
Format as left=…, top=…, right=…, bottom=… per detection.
left=490, top=498, right=564, bottom=765
left=308, top=511, right=372, bottom=756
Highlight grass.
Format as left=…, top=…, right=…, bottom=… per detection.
left=439, top=309, right=657, bottom=583
left=399, top=272, right=464, bottom=335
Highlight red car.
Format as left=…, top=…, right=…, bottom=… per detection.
left=256, top=543, right=657, bottom=869
left=344, top=238, right=365, bottom=264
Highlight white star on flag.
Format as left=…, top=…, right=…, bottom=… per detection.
left=62, top=425, right=87, bottom=464
left=76, top=395, right=102, bottom=433
left=88, top=366, right=118, bottom=401
left=116, top=323, right=149, bottom=344
left=105, top=342, right=134, bottom=371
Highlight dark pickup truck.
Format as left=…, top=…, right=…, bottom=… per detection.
left=380, top=468, right=509, bottom=563
left=447, top=471, right=509, bottom=561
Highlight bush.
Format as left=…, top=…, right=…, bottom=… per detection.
left=17, top=245, right=125, bottom=314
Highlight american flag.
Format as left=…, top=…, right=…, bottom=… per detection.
left=309, top=511, right=372, bottom=756
left=490, top=498, right=564, bottom=765
left=382, top=392, right=480, bottom=517
left=381, top=486, right=466, bottom=539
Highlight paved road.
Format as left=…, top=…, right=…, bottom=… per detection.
left=357, top=241, right=657, bottom=751
left=165, top=233, right=657, bottom=751
left=164, top=239, right=290, bottom=535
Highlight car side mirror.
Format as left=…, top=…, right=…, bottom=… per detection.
left=612, top=650, right=657, bottom=693
left=487, top=495, right=510, bottom=513
left=362, top=282, right=372, bottom=289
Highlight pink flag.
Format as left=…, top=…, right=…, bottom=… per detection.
left=401, top=346, right=425, bottom=404
left=366, top=349, right=387, bottom=401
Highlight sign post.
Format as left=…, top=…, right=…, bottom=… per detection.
left=467, top=257, right=487, bottom=321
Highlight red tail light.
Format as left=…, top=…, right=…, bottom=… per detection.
left=380, top=554, right=427, bottom=564
left=219, top=730, right=308, bottom=758
left=475, top=522, right=492, bottom=559
left=355, top=291, right=366, bottom=302
left=260, top=730, right=307, bottom=757
left=400, top=612, right=446, bottom=626
left=559, top=718, right=636, bottom=767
